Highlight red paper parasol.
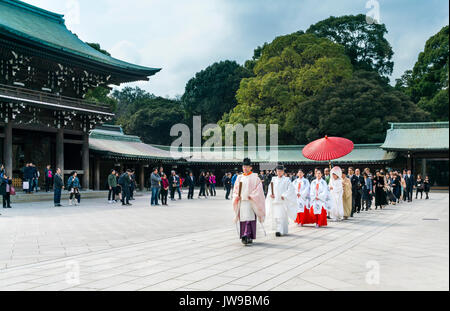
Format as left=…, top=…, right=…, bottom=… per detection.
left=302, top=136, right=354, bottom=162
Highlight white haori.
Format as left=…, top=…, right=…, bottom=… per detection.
left=265, top=176, right=297, bottom=234
left=309, top=178, right=331, bottom=215
left=292, top=177, right=310, bottom=213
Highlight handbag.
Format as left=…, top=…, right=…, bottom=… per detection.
left=10, top=186, right=16, bottom=196
left=22, top=181, right=29, bottom=190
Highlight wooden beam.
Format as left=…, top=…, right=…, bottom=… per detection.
left=63, top=139, right=84, bottom=145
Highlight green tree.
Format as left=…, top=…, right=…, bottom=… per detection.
left=399, top=25, right=449, bottom=121
left=288, top=71, right=430, bottom=144
left=120, top=97, right=185, bottom=145
left=181, top=60, right=252, bottom=125
left=113, top=87, right=185, bottom=145
left=220, top=32, right=353, bottom=143
left=86, top=42, right=111, bottom=56
left=306, top=14, right=394, bottom=76
left=85, top=86, right=117, bottom=113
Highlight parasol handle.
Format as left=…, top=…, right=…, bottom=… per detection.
left=238, top=181, right=242, bottom=200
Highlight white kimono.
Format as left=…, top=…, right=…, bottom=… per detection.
left=292, top=177, right=310, bottom=213
left=329, top=177, right=344, bottom=220
left=309, top=178, right=331, bottom=215
left=265, top=176, right=297, bottom=235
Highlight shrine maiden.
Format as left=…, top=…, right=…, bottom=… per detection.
left=292, top=169, right=313, bottom=226
left=329, top=166, right=344, bottom=221
left=309, top=169, right=331, bottom=227
left=265, top=165, right=297, bottom=237
left=232, top=158, right=266, bottom=245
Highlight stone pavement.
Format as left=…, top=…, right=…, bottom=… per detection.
left=0, top=190, right=448, bottom=291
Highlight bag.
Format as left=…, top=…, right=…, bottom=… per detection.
left=10, top=186, right=16, bottom=196
left=48, top=171, right=53, bottom=178
left=22, top=181, right=29, bottom=190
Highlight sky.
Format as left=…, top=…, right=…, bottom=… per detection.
left=22, top=0, right=449, bottom=98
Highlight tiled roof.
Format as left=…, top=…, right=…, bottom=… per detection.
left=89, top=127, right=180, bottom=160
left=381, top=122, right=449, bottom=151
left=0, top=0, right=160, bottom=76
left=153, top=144, right=397, bottom=164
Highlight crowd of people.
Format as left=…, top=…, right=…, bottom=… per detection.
left=0, top=161, right=433, bottom=216
left=231, top=159, right=434, bottom=246
left=148, top=168, right=219, bottom=206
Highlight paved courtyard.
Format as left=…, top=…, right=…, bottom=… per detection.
left=0, top=190, right=448, bottom=291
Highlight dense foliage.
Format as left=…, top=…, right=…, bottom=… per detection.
left=306, top=14, right=394, bottom=76
left=112, top=87, right=185, bottom=145
left=181, top=60, right=252, bottom=125
left=220, top=33, right=353, bottom=143
left=396, top=25, right=449, bottom=121
left=287, top=70, right=430, bottom=144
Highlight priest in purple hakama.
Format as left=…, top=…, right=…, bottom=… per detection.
left=233, top=158, right=266, bottom=245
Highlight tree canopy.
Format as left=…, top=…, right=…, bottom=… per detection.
left=112, top=87, right=185, bottom=145
left=181, top=60, right=252, bottom=125
left=287, top=70, right=430, bottom=144
left=396, top=25, right=449, bottom=121
left=220, top=32, right=353, bottom=143
left=306, top=14, right=394, bottom=76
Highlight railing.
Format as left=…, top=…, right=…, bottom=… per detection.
left=0, top=83, right=112, bottom=114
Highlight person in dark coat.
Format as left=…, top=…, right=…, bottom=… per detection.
left=23, top=163, right=33, bottom=193
left=1, top=173, right=12, bottom=209
left=348, top=167, right=358, bottom=216
left=119, top=170, right=132, bottom=206
left=53, top=168, right=64, bottom=207
left=354, top=169, right=365, bottom=213
left=415, top=175, right=425, bottom=199
left=198, top=171, right=207, bottom=198
left=373, top=170, right=387, bottom=209
left=424, top=176, right=431, bottom=199
left=224, top=172, right=232, bottom=200
left=404, top=170, right=415, bottom=202
left=186, top=171, right=195, bottom=199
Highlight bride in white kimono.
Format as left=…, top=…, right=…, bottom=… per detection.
left=329, top=166, right=344, bottom=221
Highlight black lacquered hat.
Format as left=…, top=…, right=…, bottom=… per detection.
left=243, top=158, right=252, bottom=166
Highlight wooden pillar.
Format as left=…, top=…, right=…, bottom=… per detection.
left=3, top=122, right=12, bottom=176
left=94, top=159, right=100, bottom=190
left=56, top=128, right=64, bottom=180
left=139, top=164, right=145, bottom=191
left=421, top=159, right=427, bottom=177
left=406, top=152, right=412, bottom=171
left=82, top=133, right=89, bottom=189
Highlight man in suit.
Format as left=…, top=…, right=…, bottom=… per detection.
left=186, top=171, right=195, bottom=199
left=348, top=167, right=357, bottom=217
left=53, top=168, right=64, bottom=207
left=354, top=169, right=365, bottom=213
left=405, top=170, right=415, bottom=202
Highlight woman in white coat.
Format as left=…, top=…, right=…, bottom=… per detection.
left=329, top=166, right=344, bottom=221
